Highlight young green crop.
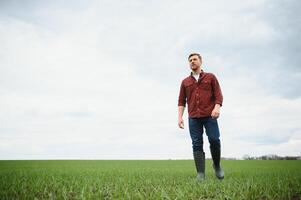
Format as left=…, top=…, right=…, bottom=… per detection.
left=0, top=160, right=300, bottom=199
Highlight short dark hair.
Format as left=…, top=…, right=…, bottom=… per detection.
left=188, top=53, right=202, bottom=61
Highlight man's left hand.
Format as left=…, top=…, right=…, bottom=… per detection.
left=211, top=104, right=221, bottom=119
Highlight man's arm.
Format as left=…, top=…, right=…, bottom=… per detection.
left=178, top=106, right=185, bottom=129
left=211, top=104, right=221, bottom=119
left=178, top=81, right=186, bottom=129
left=211, top=74, right=223, bottom=119
left=211, top=74, right=223, bottom=106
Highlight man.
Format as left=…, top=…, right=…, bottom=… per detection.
left=178, top=53, right=224, bottom=181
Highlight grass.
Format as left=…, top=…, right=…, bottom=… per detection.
left=0, top=160, right=300, bottom=199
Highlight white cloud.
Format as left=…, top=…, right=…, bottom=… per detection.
left=0, top=0, right=300, bottom=159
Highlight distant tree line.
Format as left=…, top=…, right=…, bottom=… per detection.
left=242, top=154, right=301, bottom=160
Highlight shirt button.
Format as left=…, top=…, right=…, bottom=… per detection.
left=197, top=101, right=199, bottom=104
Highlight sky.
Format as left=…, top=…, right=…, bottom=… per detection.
left=0, top=0, right=300, bottom=160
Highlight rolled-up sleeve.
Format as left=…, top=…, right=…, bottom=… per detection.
left=178, top=81, right=186, bottom=107
left=211, top=74, right=223, bottom=106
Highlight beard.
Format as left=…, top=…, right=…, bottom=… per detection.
left=190, top=64, right=200, bottom=70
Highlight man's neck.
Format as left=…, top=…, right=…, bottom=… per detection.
left=192, top=68, right=202, bottom=75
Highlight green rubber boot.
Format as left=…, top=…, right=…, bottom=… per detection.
left=193, top=151, right=205, bottom=182
left=210, top=147, right=224, bottom=179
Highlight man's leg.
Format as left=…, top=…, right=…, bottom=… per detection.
left=188, top=117, right=205, bottom=181
left=204, top=117, right=224, bottom=179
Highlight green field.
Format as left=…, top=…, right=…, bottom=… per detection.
left=0, top=160, right=300, bottom=199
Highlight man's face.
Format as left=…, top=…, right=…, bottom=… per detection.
left=189, top=55, right=202, bottom=71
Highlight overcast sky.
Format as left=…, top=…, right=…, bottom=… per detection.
left=0, top=0, right=300, bottom=159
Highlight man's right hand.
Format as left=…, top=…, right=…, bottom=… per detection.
left=178, top=106, right=185, bottom=129
left=178, top=118, right=184, bottom=129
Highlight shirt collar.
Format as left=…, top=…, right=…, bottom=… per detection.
left=190, top=69, right=204, bottom=77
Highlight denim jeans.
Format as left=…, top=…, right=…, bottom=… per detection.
left=188, top=117, right=221, bottom=153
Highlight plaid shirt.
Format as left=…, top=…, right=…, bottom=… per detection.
left=178, top=70, right=223, bottom=118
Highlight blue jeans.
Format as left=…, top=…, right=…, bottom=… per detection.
left=188, top=117, right=221, bottom=153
